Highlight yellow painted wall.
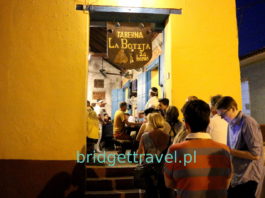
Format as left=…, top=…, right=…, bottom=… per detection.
left=163, top=0, right=242, bottom=112
left=164, top=19, right=172, bottom=101
left=151, top=69, right=162, bottom=99
left=0, top=0, right=88, bottom=160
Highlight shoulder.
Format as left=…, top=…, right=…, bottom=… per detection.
left=140, top=122, right=147, bottom=129
left=170, top=139, right=230, bottom=152
left=141, top=132, right=150, bottom=140
left=163, top=121, right=171, bottom=132
left=168, top=141, right=189, bottom=152
left=114, top=110, right=123, bottom=118
left=116, top=110, right=123, bottom=115
left=242, top=113, right=259, bottom=126
left=209, top=140, right=230, bottom=152
left=164, top=121, right=171, bottom=127
left=241, top=113, right=261, bottom=134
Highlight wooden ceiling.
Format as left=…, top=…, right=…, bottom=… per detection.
left=90, top=27, right=107, bottom=54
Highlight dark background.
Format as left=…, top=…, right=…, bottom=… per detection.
left=236, top=0, right=265, bottom=58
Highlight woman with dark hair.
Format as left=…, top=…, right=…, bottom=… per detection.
left=165, top=106, right=184, bottom=143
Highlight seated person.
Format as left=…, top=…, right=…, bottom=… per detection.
left=101, top=113, right=114, bottom=150
left=113, top=102, right=141, bottom=140
left=137, top=111, right=145, bottom=123
left=124, top=113, right=141, bottom=137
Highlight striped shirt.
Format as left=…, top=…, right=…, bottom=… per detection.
left=164, top=132, right=232, bottom=198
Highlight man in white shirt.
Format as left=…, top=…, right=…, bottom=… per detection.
left=145, top=87, right=159, bottom=109
left=207, top=95, right=228, bottom=144
left=94, top=100, right=104, bottom=121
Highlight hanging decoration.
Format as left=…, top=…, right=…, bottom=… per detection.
left=107, top=22, right=152, bottom=69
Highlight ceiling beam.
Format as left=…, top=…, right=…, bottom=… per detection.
left=77, top=5, right=182, bottom=15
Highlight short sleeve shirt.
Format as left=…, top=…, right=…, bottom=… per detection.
left=113, top=110, right=125, bottom=134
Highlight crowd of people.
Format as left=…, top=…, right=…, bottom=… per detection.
left=86, top=87, right=264, bottom=198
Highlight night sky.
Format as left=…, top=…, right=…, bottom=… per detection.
left=236, top=0, right=265, bottom=58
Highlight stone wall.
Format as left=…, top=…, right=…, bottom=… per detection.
left=241, top=59, right=265, bottom=124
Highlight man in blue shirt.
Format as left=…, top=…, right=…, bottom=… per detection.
left=216, top=96, right=264, bottom=198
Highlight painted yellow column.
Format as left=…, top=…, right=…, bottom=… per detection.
left=0, top=0, right=88, bottom=160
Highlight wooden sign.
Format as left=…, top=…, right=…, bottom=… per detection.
left=92, top=91, right=105, bottom=100
left=107, top=22, right=152, bottom=69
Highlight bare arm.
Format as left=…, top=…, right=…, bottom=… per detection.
left=124, top=119, right=142, bottom=126
left=230, top=148, right=259, bottom=160
left=136, top=123, right=146, bottom=142
left=137, top=136, right=145, bottom=155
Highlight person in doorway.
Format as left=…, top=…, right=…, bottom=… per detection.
left=124, top=112, right=141, bottom=138
left=94, top=100, right=105, bottom=152
left=206, top=95, right=228, bottom=144
left=216, top=96, right=264, bottom=198
left=145, top=87, right=159, bottom=109
left=86, top=100, right=99, bottom=163
left=164, top=99, right=232, bottom=198
left=172, top=103, right=189, bottom=144
left=137, top=111, right=145, bottom=123
left=158, top=98, right=170, bottom=117
left=165, top=105, right=184, bottom=143
left=113, top=102, right=141, bottom=140
left=101, top=113, right=114, bottom=151
left=94, top=100, right=105, bottom=121
left=87, top=100, right=93, bottom=110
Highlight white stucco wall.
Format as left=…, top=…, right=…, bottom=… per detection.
left=87, top=56, right=122, bottom=116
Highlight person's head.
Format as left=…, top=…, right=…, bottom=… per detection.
left=187, top=96, right=198, bottom=102
left=165, top=106, right=180, bottom=124
left=144, top=107, right=157, bottom=116
left=138, top=111, right=145, bottom=119
left=181, top=96, right=199, bottom=113
left=158, top=98, right=169, bottom=110
left=103, top=113, right=110, bottom=121
left=216, top=96, right=239, bottom=123
left=149, top=87, right=158, bottom=97
left=147, top=112, right=164, bottom=129
left=182, top=99, right=210, bottom=133
left=87, top=100, right=90, bottom=107
left=209, top=95, right=222, bottom=115
left=119, top=102, right=127, bottom=112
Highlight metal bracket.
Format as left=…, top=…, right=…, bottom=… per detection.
left=76, top=5, right=182, bottom=15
